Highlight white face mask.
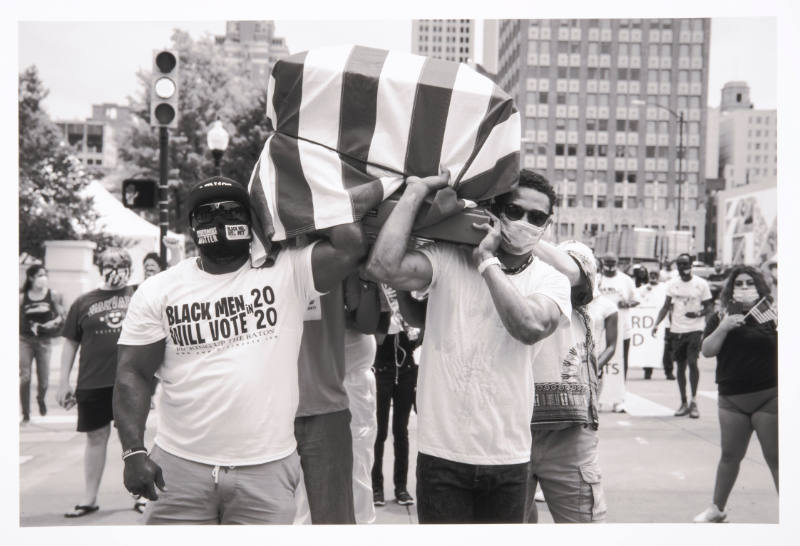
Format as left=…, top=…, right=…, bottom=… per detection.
left=499, top=215, right=546, bottom=255
left=732, top=286, right=759, bottom=304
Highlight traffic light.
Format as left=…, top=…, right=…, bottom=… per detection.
left=150, top=50, right=179, bottom=128
left=122, top=179, right=158, bottom=208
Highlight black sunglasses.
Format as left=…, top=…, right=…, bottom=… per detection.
left=734, top=279, right=756, bottom=287
left=193, top=201, right=250, bottom=224
left=501, top=203, right=550, bottom=227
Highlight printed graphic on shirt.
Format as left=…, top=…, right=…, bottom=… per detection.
left=87, top=294, right=132, bottom=335
left=303, top=297, right=321, bottom=321
left=165, top=285, right=281, bottom=355
left=560, top=341, right=588, bottom=383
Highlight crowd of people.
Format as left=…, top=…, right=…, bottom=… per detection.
left=20, top=166, right=778, bottom=525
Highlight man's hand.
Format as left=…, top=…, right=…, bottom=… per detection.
left=471, top=212, right=502, bottom=268
left=56, top=382, right=73, bottom=408
left=123, top=454, right=166, bottom=501
left=684, top=311, right=702, bottom=318
left=162, top=235, right=182, bottom=248
left=650, top=324, right=659, bottom=338
left=405, top=171, right=450, bottom=198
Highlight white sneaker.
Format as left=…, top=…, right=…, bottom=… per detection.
left=534, top=486, right=545, bottom=502
left=693, top=504, right=727, bottom=523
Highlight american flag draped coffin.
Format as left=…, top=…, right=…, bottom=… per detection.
left=247, top=44, right=521, bottom=265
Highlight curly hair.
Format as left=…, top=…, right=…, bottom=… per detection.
left=493, top=169, right=557, bottom=215
left=97, top=247, right=132, bottom=270
left=719, top=265, right=772, bottom=311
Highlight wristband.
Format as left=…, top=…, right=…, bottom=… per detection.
left=477, top=256, right=501, bottom=275
left=122, top=447, right=148, bottom=461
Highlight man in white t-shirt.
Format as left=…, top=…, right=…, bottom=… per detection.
left=651, top=253, right=713, bottom=419
left=366, top=169, right=571, bottom=524
left=112, top=176, right=367, bottom=524
left=597, top=252, right=639, bottom=382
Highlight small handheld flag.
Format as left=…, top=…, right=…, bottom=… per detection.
left=745, top=297, right=777, bottom=325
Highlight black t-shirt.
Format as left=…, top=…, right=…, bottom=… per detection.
left=62, top=286, right=136, bottom=389
left=704, top=312, right=778, bottom=396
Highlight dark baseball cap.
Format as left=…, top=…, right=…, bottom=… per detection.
left=186, top=176, right=250, bottom=220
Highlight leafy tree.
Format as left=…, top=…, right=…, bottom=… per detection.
left=118, top=29, right=269, bottom=232
left=18, top=66, right=97, bottom=258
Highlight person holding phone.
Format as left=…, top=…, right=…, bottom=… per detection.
left=19, top=265, right=65, bottom=423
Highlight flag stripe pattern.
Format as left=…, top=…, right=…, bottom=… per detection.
left=248, top=44, right=520, bottom=265
left=747, top=297, right=777, bottom=324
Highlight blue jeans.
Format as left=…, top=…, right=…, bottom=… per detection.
left=416, top=452, right=529, bottom=523
left=294, top=409, right=355, bottom=524
left=19, top=335, right=52, bottom=418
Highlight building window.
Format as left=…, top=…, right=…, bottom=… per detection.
left=597, top=196, right=607, bottom=208
left=586, top=144, right=596, bottom=156
left=614, top=196, right=624, bottom=208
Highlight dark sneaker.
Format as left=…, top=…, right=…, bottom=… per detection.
left=37, top=398, right=47, bottom=416
left=675, top=403, right=690, bottom=417
left=665, top=373, right=676, bottom=380
left=689, top=401, right=700, bottom=419
left=395, top=489, right=414, bottom=505
left=373, top=490, right=385, bottom=506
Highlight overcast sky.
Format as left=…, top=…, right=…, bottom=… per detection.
left=18, top=17, right=776, bottom=121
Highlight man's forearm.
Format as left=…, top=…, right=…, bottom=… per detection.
left=59, top=340, right=78, bottom=387
left=367, top=187, right=426, bottom=280
left=113, top=369, right=154, bottom=451
left=653, top=306, right=669, bottom=328
left=481, top=266, right=556, bottom=345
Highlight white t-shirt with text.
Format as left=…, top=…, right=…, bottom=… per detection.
left=417, top=244, right=571, bottom=465
left=597, top=271, right=637, bottom=340
left=665, top=275, right=712, bottom=334
left=118, top=246, right=320, bottom=466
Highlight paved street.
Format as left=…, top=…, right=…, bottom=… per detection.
left=20, top=339, right=778, bottom=526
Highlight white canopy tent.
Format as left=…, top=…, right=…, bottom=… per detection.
left=82, top=180, right=184, bottom=284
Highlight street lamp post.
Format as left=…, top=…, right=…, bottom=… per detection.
left=632, top=100, right=685, bottom=231
left=206, top=120, right=230, bottom=176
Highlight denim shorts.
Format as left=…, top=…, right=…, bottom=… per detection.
left=143, top=445, right=301, bottom=524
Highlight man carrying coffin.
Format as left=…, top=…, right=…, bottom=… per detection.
left=366, top=168, right=571, bottom=523
left=113, top=176, right=367, bottom=524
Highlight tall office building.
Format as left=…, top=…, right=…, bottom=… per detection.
left=216, top=21, right=290, bottom=82
left=496, top=18, right=710, bottom=247
left=412, top=19, right=475, bottom=63
left=718, top=81, right=776, bottom=188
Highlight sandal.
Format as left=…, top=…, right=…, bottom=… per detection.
left=65, top=504, right=99, bottom=518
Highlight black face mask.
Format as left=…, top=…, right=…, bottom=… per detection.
left=676, top=262, right=692, bottom=279
left=191, top=221, right=252, bottom=264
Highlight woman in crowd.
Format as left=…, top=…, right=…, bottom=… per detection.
left=694, top=266, right=777, bottom=523
left=19, top=264, right=65, bottom=423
